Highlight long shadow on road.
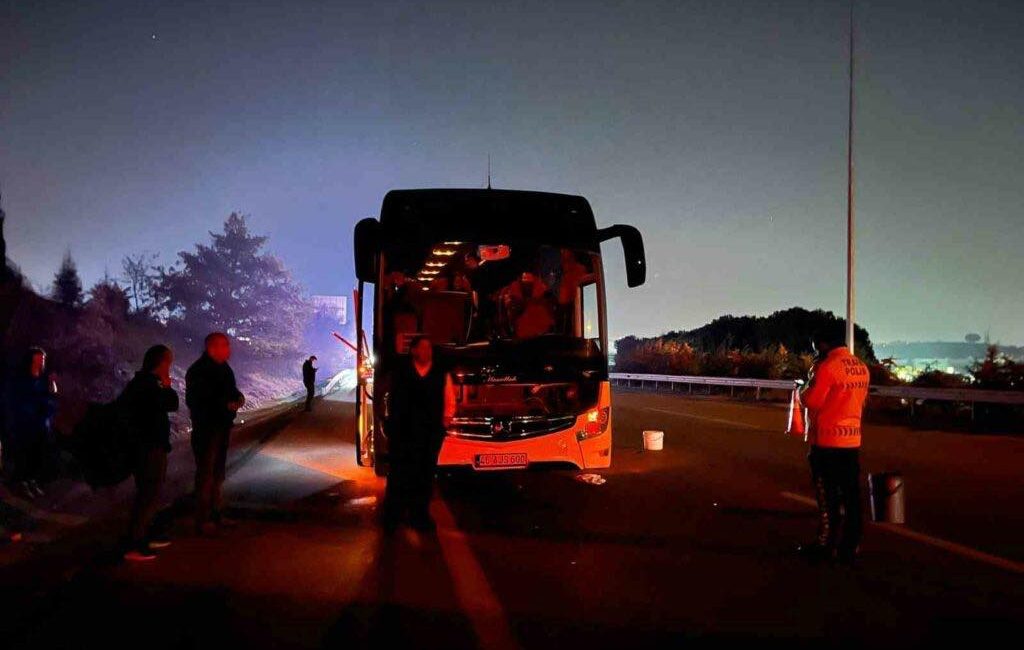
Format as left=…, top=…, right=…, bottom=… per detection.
left=325, top=531, right=477, bottom=649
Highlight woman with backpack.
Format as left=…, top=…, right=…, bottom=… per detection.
left=117, top=344, right=178, bottom=561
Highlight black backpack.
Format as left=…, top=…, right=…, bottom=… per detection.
left=67, top=401, right=134, bottom=489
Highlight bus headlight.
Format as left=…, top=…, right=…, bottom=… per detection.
left=577, top=407, right=610, bottom=440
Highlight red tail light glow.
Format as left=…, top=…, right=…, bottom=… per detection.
left=579, top=407, right=610, bottom=439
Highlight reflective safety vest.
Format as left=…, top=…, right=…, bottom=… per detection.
left=800, top=347, right=869, bottom=448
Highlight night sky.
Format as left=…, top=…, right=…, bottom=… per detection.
left=2, top=0, right=1022, bottom=344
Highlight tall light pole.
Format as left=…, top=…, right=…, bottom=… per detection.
left=845, top=0, right=857, bottom=353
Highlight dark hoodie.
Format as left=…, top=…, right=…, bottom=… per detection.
left=185, top=353, right=243, bottom=431
left=117, top=371, right=179, bottom=452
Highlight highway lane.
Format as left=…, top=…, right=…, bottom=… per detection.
left=616, top=390, right=1024, bottom=563
left=4, top=391, right=1023, bottom=649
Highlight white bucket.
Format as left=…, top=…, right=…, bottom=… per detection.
left=642, top=430, right=664, bottom=451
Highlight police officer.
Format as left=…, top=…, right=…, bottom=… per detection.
left=380, top=335, right=454, bottom=532
left=799, top=324, right=870, bottom=565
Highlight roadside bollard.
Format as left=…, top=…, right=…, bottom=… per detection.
left=868, top=472, right=906, bottom=524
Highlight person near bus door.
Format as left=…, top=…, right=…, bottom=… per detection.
left=798, top=324, right=870, bottom=565
left=302, top=355, right=317, bottom=412
left=380, top=335, right=455, bottom=533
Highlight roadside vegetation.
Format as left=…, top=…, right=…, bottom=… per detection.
left=614, top=309, right=1023, bottom=432
left=1, top=213, right=354, bottom=438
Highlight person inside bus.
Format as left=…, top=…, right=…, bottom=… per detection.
left=380, top=335, right=455, bottom=533
left=450, top=252, right=479, bottom=293
left=498, top=271, right=555, bottom=339
left=392, top=307, right=418, bottom=354
left=555, top=249, right=591, bottom=333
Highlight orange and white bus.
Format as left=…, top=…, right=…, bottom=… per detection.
left=352, top=189, right=645, bottom=475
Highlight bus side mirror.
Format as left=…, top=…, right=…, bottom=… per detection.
left=354, top=218, right=380, bottom=283
left=597, top=224, right=646, bottom=288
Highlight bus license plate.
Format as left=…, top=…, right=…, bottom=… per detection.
left=474, top=453, right=528, bottom=470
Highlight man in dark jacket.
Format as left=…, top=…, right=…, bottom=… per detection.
left=185, top=332, right=244, bottom=535
left=380, top=335, right=455, bottom=532
left=117, top=344, right=178, bottom=561
left=3, top=347, right=58, bottom=499
left=302, top=355, right=317, bottom=412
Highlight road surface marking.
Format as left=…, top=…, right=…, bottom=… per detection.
left=0, top=492, right=89, bottom=527
left=643, top=406, right=764, bottom=430
left=434, top=501, right=521, bottom=650
left=780, top=491, right=817, bottom=507
left=780, top=491, right=1024, bottom=575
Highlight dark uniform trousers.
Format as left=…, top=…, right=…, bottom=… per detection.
left=192, top=426, right=230, bottom=525
left=809, top=446, right=863, bottom=556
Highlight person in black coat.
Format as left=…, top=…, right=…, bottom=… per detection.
left=3, top=347, right=58, bottom=499
left=185, top=332, right=244, bottom=535
left=117, top=344, right=178, bottom=561
left=380, top=335, right=455, bottom=532
left=302, top=355, right=317, bottom=412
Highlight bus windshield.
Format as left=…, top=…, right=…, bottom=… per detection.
left=380, top=242, right=602, bottom=354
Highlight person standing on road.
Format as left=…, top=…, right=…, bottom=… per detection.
left=117, top=345, right=178, bottom=561
left=798, top=324, right=870, bottom=565
left=2, top=347, right=58, bottom=499
left=186, top=332, right=245, bottom=536
left=302, top=355, right=317, bottom=412
left=380, top=335, right=455, bottom=532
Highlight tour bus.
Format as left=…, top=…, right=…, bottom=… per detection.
left=352, top=189, right=645, bottom=475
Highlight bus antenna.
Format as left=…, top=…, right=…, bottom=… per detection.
left=486, top=154, right=492, bottom=190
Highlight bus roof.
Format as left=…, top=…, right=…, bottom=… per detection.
left=379, top=188, right=600, bottom=249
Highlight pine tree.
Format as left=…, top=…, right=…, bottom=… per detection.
left=87, top=274, right=130, bottom=320
left=52, top=250, right=84, bottom=308
left=153, top=213, right=308, bottom=356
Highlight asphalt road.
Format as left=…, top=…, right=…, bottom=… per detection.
left=4, top=391, right=1023, bottom=649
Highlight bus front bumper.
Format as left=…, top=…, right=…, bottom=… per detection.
left=437, top=419, right=612, bottom=470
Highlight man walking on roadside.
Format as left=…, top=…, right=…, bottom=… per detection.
left=186, top=332, right=245, bottom=536
left=798, top=323, right=870, bottom=566
left=302, top=355, right=317, bottom=412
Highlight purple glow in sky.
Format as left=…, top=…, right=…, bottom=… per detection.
left=2, top=0, right=1022, bottom=343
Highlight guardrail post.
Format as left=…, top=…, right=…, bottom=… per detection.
left=755, top=387, right=761, bottom=401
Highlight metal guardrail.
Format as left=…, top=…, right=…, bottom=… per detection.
left=609, top=373, right=1024, bottom=406
left=611, top=372, right=795, bottom=391
left=869, top=385, right=1024, bottom=406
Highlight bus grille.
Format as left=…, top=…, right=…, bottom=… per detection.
left=448, top=415, right=577, bottom=440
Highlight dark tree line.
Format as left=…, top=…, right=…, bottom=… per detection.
left=616, top=307, right=877, bottom=369
left=33, top=213, right=309, bottom=359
